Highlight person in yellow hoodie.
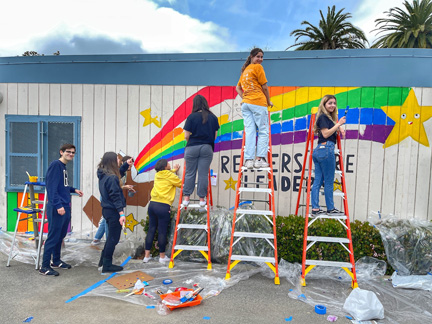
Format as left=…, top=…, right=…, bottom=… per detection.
left=143, top=159, right=181, bottom=264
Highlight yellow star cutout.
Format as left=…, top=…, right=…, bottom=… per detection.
left=333, top=179, right=342, bottom=192
left=124, top=213, right=139, bottom=232
left=224, top=176, right=237, bottom=191
left=382, top=90, right=432, bottom=148
left=140, top=108, right=162, bottom=128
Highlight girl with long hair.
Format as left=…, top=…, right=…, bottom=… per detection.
left=236, top=48, right=273, bottom=169
left=181, top=94, right=220, bottom=207
left=311, top=95, right=346, bottom=216
left=97, top=152, right=126, bottom=272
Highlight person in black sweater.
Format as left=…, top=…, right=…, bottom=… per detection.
left=40, top=143, right=83, bottom=276
left=182, top=95, right=220, bottom=207
left=97, top=152, right=127, bottom=272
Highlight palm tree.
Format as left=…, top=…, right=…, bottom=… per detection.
left=371, top=0, right=432, bottom=48
left=287, top=6, right=368, bottom=50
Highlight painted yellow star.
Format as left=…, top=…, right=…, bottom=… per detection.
left=382, top=90, right=432, bottom=148
left=333, top=179, right=342, bottom=192
left=140, top=108, right=162, bottom=128
left=124, top=213, right=139, bottom=232
left=224, top=176, right=237, bottom=191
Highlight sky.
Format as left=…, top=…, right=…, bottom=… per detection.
left=0, top=0, right=406, bottom=57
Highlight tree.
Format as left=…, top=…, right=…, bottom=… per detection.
left=371, top=0, right=432, bottom=48
left=287, top=6, right=368, bottom=50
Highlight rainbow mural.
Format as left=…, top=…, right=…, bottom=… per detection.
left=134, top=86, right=431, bottom=178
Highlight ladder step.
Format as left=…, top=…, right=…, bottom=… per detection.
left=32, top=200, right=45, bottom=205
left=174, top=245, right=209, bottom=251
left=239, top=199, right=269, bottom=203
left=231, top=255, right=275, bottom=263
left=305, top=259, right=352, bottom=268
left=236, top=209, right=273, bottom=216
left=310, top=214, right=347, bottom=220
left=234, top=232, right=274, bottom=239
left=307, top=236, right=350, bottom=243
left=239, top=188, right=272, bottom=193
left=241, top=167, right=271, bottom=171
left=241, top=182, right=268, bottom=186
left=177, top=224, right=207, bottom=230
left=183, top=204, right=206, bottom=209
left=13, top=208, right=41, bottom=214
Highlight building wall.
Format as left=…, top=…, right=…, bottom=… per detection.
left=1, top=82, right=431, bottom=238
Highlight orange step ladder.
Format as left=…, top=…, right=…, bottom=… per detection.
left=295, top=108, right=358, bottom=289
left=169, top=165, right=213, bottom=270
left=225, top=112, right=280, bottom=284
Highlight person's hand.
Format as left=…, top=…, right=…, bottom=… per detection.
left=119, top=216, right=126, bottom=226
left=127, top=158, right=134, bottom=166
left=340, top=127, right=346, bottom=139
left=57, top=207, right=65, bottom=215
left=123, top=185, right=136, bottom=192
left=75, top=189, right=83, bottom=197
left=338, top=116, right=346, bottom=126
left=268, top=101, right=274, bottom=108
left=173, top=164, right=180, bottom=173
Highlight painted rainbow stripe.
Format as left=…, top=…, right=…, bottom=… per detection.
left=135, top=86, right=410, bottom=174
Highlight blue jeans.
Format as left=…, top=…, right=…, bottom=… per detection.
left=241, top=103, right=269, bottom=161
left=311, top=141, right=336, bottom=211
left=42, top=204, right=71, bottom=268
left=95, top=217, right=108, bottom=240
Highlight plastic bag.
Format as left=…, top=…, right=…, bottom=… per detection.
left=391, top=271, right=432, bottom=291
left=343, top=288, right=384, bottom=321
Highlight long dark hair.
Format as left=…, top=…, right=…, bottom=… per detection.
left=241, top=48, right=264, bottom=74
left=98, top=152, right=121, bottom=180
left=192, top=94, right=214, bottom=124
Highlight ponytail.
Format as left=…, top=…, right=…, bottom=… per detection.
left=241, top=48, right=264, bottom=74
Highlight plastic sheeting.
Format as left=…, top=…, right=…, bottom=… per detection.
left=369, top=212, right=432, bottom=276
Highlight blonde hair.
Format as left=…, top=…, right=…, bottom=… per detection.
left=313, top=95, right=338, bottom=134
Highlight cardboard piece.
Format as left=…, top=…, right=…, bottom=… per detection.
left=107, top=271, right=155, bottom=289
left=83, top=195, right=102, bottom=227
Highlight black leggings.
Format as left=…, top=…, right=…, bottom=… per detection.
left=145, top=201, right=171, bottom=253
left=102, top=208, right=122, bottom=260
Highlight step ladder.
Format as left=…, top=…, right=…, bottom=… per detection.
left=225, top=112, right=280, bottom=285
left=169, top=165, right=213, bottom=270
left=295, top=108, right=358, bottom=289
left=7, top=181, right=48, bottom=270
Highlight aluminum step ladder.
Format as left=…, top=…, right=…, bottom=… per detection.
left=295, top=108, right=358, bottom=289
left=225, top=112, right=280, bottom=285
left=168, top=164, right=213, bottom=270
left=7, top=180, right=48, bottom=270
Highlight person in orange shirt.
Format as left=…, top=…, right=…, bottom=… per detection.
left=236, top=48, right=273, bottom=169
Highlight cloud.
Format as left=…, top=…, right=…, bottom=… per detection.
left=352, top=0, right=406, bottom=43
left=0, top=0, right=236, bottom=56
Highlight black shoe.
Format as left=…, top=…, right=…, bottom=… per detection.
left=51, top=261, right=72, bottom=269
left=102, top=258, right=123, bottom=273
left=327, top=208, right=344, bottom=216
left=311, top=209, right=325, bottom=216
left=39, top=267, right=59, bottom=276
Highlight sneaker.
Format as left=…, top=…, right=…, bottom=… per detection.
left=51, top=261, right=72, bottom=269
left=159, top=256, right=170, bottom=264
left=182, top=200, right=190, bottom=207
left=199, top=200, right=206, bottom=207
left=39, top=267, right=59, bottom=276
left=143, top=256, right=151, bottom=263
left=327, top=208, right=345, bottom=216
left=254, top=158, right=269, bottom=168
left=311, top=209, right=325, bottom=216
left=245, top=160, right=254, bottom=169
left=91, top=239, right=101, bottom=246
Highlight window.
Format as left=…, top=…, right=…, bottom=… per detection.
left=5, top=115, right=81, bottom=191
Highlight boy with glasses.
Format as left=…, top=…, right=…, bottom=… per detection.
left=40, top=143, right=83, bottom=276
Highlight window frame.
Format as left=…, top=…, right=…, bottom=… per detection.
left=5, top=115, right=81, bottom=192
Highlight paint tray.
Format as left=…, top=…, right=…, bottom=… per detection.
left=160, top=289, right=202, bottom=310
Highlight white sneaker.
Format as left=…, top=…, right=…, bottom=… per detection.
left=245, top=160, right=254, bottom=169
left=91, top=239, right=101, bottom=246
left=199, top=200, right=206, bottom=207
left=182, top=200, right=189, bottom=207
left=143, top=256, right=151, bottom=263
left=159, top=256, right=170, bottom=264
left=254, top=159, right=269, bottom=168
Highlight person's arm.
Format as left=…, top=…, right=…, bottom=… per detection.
left=184, top=130, right=191, bottom=142
left=168, top=171, right=183, bottom=188
left=320, top=116, right=346, bottom=138
left=45, top=162, right=63, bottom=211
left=261, top=83, right=273, bottom=108
left=171, top=164, right=180, bottom=174
left=236, top=84, right=243, bottom=99
left=106, top=176, right=126, bottom=211
left=119, top=161, right=129, bottom=177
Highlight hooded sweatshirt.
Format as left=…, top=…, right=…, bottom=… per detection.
left=97, top=169, right=126, bottom=212
left=151, top=170, right=182, bottom=205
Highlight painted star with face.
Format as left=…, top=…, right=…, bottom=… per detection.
left=382, top=90, right=432, bottom=148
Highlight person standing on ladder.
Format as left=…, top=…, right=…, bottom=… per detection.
left=182, top=95, right=220, bottom=207
left=40, top=143, right=83, bottom=276
left=236, top=48, right=273, bottom=169
left=311, top=95, right=346, bottom=216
